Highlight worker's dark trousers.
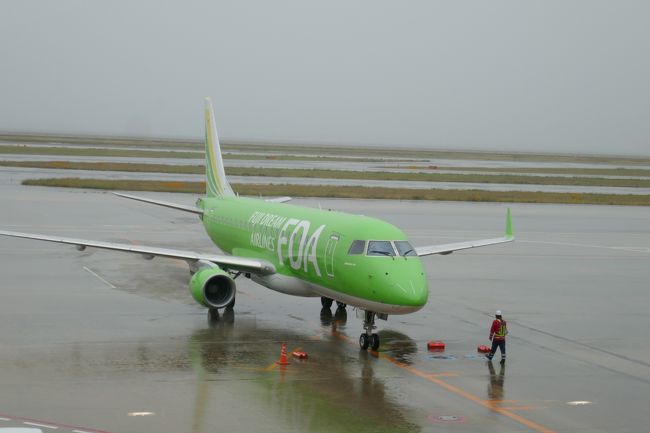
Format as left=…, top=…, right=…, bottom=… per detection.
left=487, top=339, right=506, bottom=360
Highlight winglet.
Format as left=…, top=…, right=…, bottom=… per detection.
left=505, top=208, right=514, bottom=239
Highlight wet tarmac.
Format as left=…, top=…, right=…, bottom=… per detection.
left=1, top=172, right=649, bottom=433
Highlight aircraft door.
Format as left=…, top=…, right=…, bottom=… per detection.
left=324, top=233, right=340, bottom=277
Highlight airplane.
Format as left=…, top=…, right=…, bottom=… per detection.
left=0, top=99, right=514, bottom=350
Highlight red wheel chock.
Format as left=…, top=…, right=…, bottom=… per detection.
left=427, top=341, right=445, bottom=351
left=292, top=350, right=308, bottom=360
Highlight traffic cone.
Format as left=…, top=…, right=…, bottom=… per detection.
left=277, top=341, right=290, bottom=365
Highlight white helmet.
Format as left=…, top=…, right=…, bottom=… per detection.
left=495, top=310, right=502, bottom=316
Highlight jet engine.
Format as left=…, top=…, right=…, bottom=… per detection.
left=189, top=267, right=236, bottom=309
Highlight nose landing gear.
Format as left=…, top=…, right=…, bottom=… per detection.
left=359, top=311, right=380, bottom=351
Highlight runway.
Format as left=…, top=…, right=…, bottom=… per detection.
left=0, top=173, right=649, bottom=432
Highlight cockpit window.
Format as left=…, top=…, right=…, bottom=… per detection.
left=367, top=241, right=396, bottom=256
left=395, top=241, right=416, bottom=256
left=348, top=240, right=365, bottom=255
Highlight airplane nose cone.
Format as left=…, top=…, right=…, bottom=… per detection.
left=392, top=276, right=429, bottom=309
left=400, top=278, right=428, bottom=307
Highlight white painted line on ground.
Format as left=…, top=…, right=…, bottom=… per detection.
left=23, top=421, right=59, bottom=429
left=83, top=266, right=117, bottom=289
left=520, top=240, right=649, bottom=254
left=0, top=417, right=10, bottom=421
left=73, top=430, right=94, bottom=433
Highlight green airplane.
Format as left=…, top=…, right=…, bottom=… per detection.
left=0, top=99, right=514, bottom=350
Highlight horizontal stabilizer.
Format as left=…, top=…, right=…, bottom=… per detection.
left=113, top=192, right=203, bottom=215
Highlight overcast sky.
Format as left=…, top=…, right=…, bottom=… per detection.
left=1, top=1, right=649, bottom=155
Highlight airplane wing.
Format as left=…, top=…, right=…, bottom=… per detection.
left=265, top=196, right=292, bottom=203
left=0, top=230, right=276, bottom=275
left=415, top=209, right=513, bottom=257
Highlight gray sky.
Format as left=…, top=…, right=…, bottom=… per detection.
left=2, top=1, right=649, bottom=155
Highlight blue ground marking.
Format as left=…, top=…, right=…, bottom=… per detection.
left=463, top=354, right=489, bottom=360
left=430, top=354, right=457, bottom=360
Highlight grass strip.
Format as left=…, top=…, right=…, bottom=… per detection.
left=21, top=177, right=650, bottom=206
left=5, top=160, right=650, bottom=188
left=1, top=160, right=204, bottom=174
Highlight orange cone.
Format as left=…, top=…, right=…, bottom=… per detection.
left=277, top=341, right=290, bottom=365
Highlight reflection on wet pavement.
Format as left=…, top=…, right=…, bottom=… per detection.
left=185, top=313, right=421, bottom=433
left=377, top=330, right=418, bottom=366
left=487, top=361, right=506, bottom=403
left=319, top=306, right=347, bottom=328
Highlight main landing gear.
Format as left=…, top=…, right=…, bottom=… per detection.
left=359, top=311, right=380, bottom=351
left=321, top=297, right=348, bottom=327
left=321, top=297, right=333, bottom=308
left=321, top=297, right=347, bottom=311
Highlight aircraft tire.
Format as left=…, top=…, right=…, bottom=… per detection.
left=370, top=333, right=380, bottom=351
left=359, top=333, right=370, bottom=350
left=336, top=301, right=347, bottom=309
left=225, top=296, right=235, bottom=311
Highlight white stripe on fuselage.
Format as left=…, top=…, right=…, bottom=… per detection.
left=251, top=273, right=422, bottom=315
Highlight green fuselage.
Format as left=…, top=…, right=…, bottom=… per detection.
left=198, top=196, right=428, bottom=314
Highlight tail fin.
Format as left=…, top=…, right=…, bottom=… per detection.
left=204, top=98, right=234, bottom=198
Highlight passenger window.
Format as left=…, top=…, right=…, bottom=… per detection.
left=395, top=241, right=416, bottom=256
left=367, top=241, right=395, bottom=256
left=348, top=240, right=365, bottom=255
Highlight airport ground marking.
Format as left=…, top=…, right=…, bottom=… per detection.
left=521, top=239, right=650, bottom=255
left=264, top=362, right=278, bottom=371
left=498, top=406, right=541, bottom=411
left=82, top=266, right=116, bottom=289
left=426, top=372, right=460, bottom=378
left=380, top=354, right=557, bottom=433
left=23, top=421, right=59, bottom=429
left=325, top=328, right=557, bottom=433
left=232, top=364, right=273, bottom=372
left=1, top=410, right=112, bottom=431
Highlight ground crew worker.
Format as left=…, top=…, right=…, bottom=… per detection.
left=486, top=310, right=508, bottom=363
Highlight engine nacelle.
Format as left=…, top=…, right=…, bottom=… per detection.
left=189, top=267, right=236, bottom=309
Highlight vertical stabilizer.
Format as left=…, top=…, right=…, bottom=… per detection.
left=204, top=98, right=235, bottom=197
